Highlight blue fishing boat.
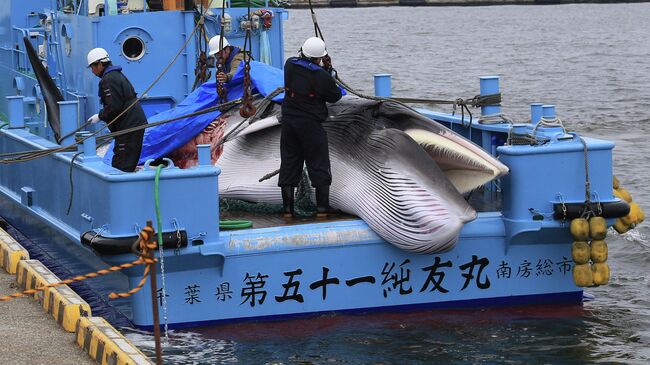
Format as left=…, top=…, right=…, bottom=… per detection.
left=0, top=0, right=639, bottom=330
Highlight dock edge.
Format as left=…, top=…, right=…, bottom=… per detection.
left=0, top=227, right=153, bottom=365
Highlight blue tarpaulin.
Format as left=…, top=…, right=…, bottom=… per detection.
left=103, top=61, right=286, bottom=165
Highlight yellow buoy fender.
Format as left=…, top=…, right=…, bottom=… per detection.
left=613, top=188, right=633, bottom=203
left=629, top=202, right=645, bottom=224
left=638, top=205, right=645, bottom=223
left=613, top=218, right=631, bottom=234
left=570, top=218, right=590, bottom=241
left=573, top=263, right=593, bottom=287
left=590, top=240, right=608, bottom=263
left=572, top=241, right=591, bottom=264
left=589, top=216, right=608, bottom=240
left=592, top=262, right=610, bottom=285
left=613, top=175, right=620, bottom=190
left=620, top=213, right=633, bottom=226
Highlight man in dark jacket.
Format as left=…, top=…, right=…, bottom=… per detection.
left=86, top=48, right=147, bottom=172
left=279, top=37, right=342, bottom=218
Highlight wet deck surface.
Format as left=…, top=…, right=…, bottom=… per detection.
left=219, top=189, right=502, bottom=230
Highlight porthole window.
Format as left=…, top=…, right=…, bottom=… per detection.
left=122, top=36, right=145, bottom=61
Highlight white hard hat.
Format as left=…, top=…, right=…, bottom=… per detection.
left=87, top=47, right=110, bottom=67
left=300, top=37, right=327, bottom=58
left=208, top=35, right=230, bottom=56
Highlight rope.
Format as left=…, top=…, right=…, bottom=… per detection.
left=97, top=97, right=243, bottom=142
left=532, top=116, right=567, bottom=135
left=0, top=226, right=157, bottom=302
left=334, top=74, right=502, bottom=129
left=0, top=95, right=242, bottom=164
left=303, top=0, right=495, bottom=122
left=477, top=112, right=514, bottom=125
left=307, top=0, right=324, bottom=39
left=216, top=87, right=284, bottom=146
left=65, top=151, right=83, bottom=215
left=107, top=225, right=158, bottom=299
left=506, top=131, right=550, bottom=146
left=66, top=139, right=112, bottom=215
left=4, top=88, right=276, bottom=164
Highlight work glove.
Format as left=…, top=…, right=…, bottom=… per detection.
left=87, top=114, right=100, bottom=124
left=322, top=55, right=333, bottom=71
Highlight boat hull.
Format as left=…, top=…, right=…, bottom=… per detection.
left=0, top=187, right=582, bottom=329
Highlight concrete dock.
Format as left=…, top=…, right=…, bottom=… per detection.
left=0, top=227, right=153, bottom=365
left=0, top=270, right=95, bottom=365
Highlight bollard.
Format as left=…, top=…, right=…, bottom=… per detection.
left=197, top=144, right=212, bottom=166
left=479, top=76, right=501, bottom=117
left=7, top=96, right=25, bottom=128
left=82, top=133, right=97, bottom=158
left=374, top=74, right=391, bottom=98
left=530, top=103, right=543, bottom=124
left=511, top=123, right=529, bottom=135
left=58, top=100, right=79, bottom=146
left=542, top=104, right=556, bottom=119
left=75, top=132, right=87, bottom=153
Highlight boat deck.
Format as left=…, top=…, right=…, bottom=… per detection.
left=219, top=189, right=502, bottom=230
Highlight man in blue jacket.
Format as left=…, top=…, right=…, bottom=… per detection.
left=86, top=48, right=147, bottom=172
left=279, top=37, right=342, bottom=218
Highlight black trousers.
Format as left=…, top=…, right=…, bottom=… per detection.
left=278, top=117, right=331, bottom=187
left=112, top=129, right=145, bottom=172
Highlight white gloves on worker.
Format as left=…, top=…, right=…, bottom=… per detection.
left=87, top=114, right=100, bottom=124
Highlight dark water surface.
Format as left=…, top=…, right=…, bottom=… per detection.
left=127, top=4, right=650, bottom=364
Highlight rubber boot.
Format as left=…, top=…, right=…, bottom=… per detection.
left=281, top=186, right=295, bottom=218
left=316, top=186, right=339, bottom=218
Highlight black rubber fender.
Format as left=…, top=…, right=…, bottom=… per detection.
left=81, top=230, right=188, bottom=255
left=553, top=200, right=630, bottom=220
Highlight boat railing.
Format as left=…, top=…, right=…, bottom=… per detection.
left=10, top=27, right=47, bottom=73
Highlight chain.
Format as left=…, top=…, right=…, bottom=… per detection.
left=239, top=2, right=256, bottom=118
left=216, top=0, right=228, bottom=105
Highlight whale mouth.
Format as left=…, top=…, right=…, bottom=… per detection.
left=405, top=128, right=509, bottom=193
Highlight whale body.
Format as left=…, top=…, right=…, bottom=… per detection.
left=213, top=97, right=508, bottom=254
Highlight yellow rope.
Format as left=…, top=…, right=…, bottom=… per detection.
left=0, top=226, right=157, bottom=302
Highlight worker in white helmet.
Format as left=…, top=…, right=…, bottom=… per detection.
left=86, top=47, right=147, bottom=172
left=208, top=35, right=244, bottom=83
left=278, top=37, right=342, bottom=218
